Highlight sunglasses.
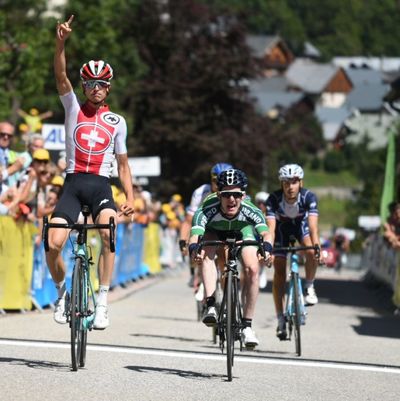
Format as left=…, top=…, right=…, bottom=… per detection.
left=220, top=191, right=244, bottom=199
left=83, top=80, right=110, bottom=89
left=0, top=132, right=13, bottom=139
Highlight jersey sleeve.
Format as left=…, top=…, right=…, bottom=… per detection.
left=59, top=91, right=79, bottom=111
left=305, top=190, right=319, bottom=216
left=190, top=206, right=207, bottom=236
left=114, top=116, right=128, bottom=155
left=265, top=193, right=278, bottom=219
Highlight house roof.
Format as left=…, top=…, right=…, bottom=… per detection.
left=315, top=106, right=353, bottom=141
left=303, top=41, right=321, bottom=58
left=285, top=58, right=340, bottom=94
left=345, top=83, right=390, bottom=112
left=250, top=91, right=304, bottom=114
left=248, top=76, right=288, bottom=92
left=344, top=68, right=383, bottom=86
left=333, top=57, right=400, bottom=72
left=246, top=35, right=282, bottom=58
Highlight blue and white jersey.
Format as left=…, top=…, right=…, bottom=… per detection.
left=266, top=188, right=318, bottom=224
left=186, top=183, right=211, bottom=216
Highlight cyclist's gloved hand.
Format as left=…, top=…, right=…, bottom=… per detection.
left=188, top=243, right=199, bottom=258
left=262, top=241, right=273, bottom=255
left=179, top=239, right=187, bottom=252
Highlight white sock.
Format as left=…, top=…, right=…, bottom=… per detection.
left=97, top=285, right=109, bottom=306
left=305, top=280, right=314, bottom=289
left=55, top=281, right=66, bottom=299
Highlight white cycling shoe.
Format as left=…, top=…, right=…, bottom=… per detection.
left=53, top=297, right=68, bottom=324
left=305, top=287, right=318, bottom=306
left=241, top=327, right=259, bottom=348
left=93, top=305, right=109, bottom=330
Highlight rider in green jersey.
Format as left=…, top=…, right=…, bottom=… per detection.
left=189, top=169, right=272, bottom=347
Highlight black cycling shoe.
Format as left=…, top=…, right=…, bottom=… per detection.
left=276, top=325, right=288, bottom=341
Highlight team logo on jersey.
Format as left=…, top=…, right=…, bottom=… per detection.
left=101, top=112, right=120, bottom=126
left=74, top=122, right=113, bottom=155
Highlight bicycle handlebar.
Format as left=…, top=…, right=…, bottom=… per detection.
left=196, top=237, right=266, bottom=259
left=42, top=216, right=116, bottom=253
left=273, top=244, right=320, bottom=258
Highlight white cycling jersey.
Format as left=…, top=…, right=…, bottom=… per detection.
left=60, top=91, right=127, bottom=178
left=186, top=183, right=211, bottom=216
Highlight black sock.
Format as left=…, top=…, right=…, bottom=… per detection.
left=206, top=296, right=215, bottom=308
left=242, top=318, right=252, bottom=328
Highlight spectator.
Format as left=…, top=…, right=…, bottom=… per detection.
left=383, top=201, right=400, bottom=249
left=0, top=121, right=19, bottom=193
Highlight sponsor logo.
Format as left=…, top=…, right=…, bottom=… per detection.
left=101, top=112, right=120, bottom=125
left=74, top=122, right=112, bottom=155
left=99, top=198, right=109, bottom=206
left=242, top=207, right=263, bottom=224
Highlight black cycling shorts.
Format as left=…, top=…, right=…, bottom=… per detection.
left=52, top=173, right=116, bottom=224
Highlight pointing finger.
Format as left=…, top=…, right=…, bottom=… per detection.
left=67, top=15, right=74, bottom=25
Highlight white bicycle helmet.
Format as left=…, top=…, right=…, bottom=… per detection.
left=255, top=191, right=270, bottom=203
left=278, top=164, right=304, bottom=181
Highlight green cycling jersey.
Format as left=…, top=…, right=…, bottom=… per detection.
left=190, top=192, right=269, bottom=239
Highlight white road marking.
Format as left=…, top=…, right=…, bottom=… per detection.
left=1, top=339, right=399, bottom=375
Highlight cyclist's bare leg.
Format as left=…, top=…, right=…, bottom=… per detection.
left=240, top=246, right=260, bottom=319
left=96, top=208, right=117, bottom=286
left=272, top=256, right=287, bottom=316
left=202, top=247, right=218, bottom=298
left=45, top=217, right=69, bottom=283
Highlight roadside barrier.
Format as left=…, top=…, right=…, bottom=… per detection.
left=0, top=217, right=160, bottom=311
left=362, top=233, right=400, bottom=307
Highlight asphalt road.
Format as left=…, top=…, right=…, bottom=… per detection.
left=0, top=266, right=399, bottom=401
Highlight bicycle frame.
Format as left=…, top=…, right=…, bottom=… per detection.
left=285, top=252, right=306, bottom=328
left=274, top=242, right=319, bottom=357
left=42, top=205, right=115, bottom=371
left=196, top=236, right=265, bottom=381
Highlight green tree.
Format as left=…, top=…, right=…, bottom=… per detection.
left=0, top=1, right=55, bottom=123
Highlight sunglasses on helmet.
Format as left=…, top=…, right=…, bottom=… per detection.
left=219, top=190, right=244, bottom=199
left=83, top=80, right=110, bottom=89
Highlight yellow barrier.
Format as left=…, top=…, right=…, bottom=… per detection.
left=143, top=222, right=161, bottom=274
left=0, top=217, right=37, bottom=310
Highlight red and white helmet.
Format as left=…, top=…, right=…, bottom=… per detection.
left=80, top=60, right=113, bottom=81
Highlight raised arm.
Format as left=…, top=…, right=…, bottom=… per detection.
left=54, top=15, right=74, bottom=95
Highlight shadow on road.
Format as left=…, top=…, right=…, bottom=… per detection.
left=261, top=270, right=396, bottom=313
left=353, top=315, right=400, bottom=339
left=0, top=356, right=69, bottom=371
left=130, top=333, right=201, bottom=343
left=125, top=365, right=225, bottom=380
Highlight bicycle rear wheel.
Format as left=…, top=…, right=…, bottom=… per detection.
left=226, top=270, right=234, bottom=381
left=292, top=272, right=302, bottom=356
left=70, top=257, right=87, bottom=371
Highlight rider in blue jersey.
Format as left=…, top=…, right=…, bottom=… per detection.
left=266, top=164, right=323, bottom=340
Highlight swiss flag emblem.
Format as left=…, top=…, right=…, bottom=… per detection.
left=74, top=122, right=112, bottom=155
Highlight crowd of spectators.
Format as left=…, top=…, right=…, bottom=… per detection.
left=0, top=121, right=65, bottom=238
left=383, top=201, right=400, bottom=249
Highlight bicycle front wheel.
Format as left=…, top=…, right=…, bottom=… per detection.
left=71, top=257, right=87, bottom=371
left=292, top=272, right=302, bottom=357
left=226, top=270, right=234, bottom=382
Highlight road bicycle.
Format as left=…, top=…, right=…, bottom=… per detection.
left=196, top=234, right=265, bottom=381
left=274, top=238, right=320, bottom=357
left=42, top=205, right=115, bottom=371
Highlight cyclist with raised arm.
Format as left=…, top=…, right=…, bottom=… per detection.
left=188, top=169, right=272, bottom=347
left=266, top=164, right=322, bottom=340
left=46, top=15, right=135, bottom=329
left=179, top=162, right=233, bottom=286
